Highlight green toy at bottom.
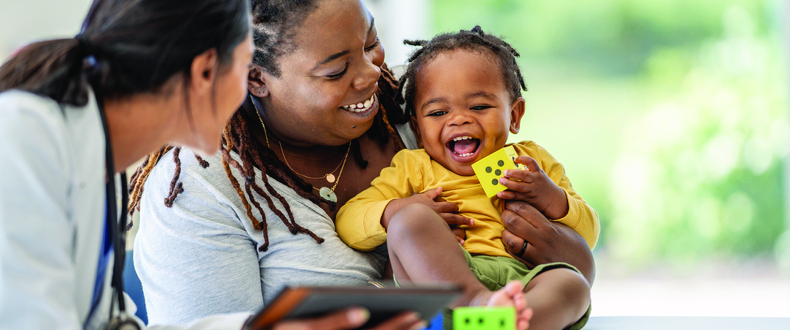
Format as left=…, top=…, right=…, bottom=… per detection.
left=453, top=307, right=516, bottom=330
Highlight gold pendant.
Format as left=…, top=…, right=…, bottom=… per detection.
left=319, top=187, right=337, bottom=203
left=326, top=173, right=336, bottom=183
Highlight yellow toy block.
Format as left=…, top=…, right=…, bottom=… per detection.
left=471, top=146, right=523, bottom=198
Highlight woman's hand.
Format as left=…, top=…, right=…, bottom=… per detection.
left=500, top=201, right=596, bottom=284
left=269, top=308, right=425, bottom=330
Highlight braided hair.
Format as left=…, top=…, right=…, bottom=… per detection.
left=399, top=25, right=527, bottom=118
left=129, top=0, right=408, bottom=251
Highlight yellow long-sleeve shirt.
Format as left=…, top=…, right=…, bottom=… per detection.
left=336, top=141, right=599, bottom=258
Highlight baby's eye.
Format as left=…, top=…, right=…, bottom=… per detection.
left=427, top=110, right=447, bottom=117
left=471, top=105, right=493, bottom=111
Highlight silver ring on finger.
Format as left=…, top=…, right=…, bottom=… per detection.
left=518, top=241, right=528, bottom=257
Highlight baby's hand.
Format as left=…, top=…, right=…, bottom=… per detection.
left=382, top=187, right=474, bottom=234
left=496, top=156, right=568, bottom=220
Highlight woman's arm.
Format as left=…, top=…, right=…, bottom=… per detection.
left=0, top=96, right=82, bottom=330
left=500, top=201, right=596, bottom=285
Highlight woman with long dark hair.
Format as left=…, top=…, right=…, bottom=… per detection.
left=0, top=0, right=418, bottom=329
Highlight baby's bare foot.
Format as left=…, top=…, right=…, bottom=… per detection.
left=468, top=281, right=532, bottom=330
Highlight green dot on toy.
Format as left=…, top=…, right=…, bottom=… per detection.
left=492, top=179, right=498, bottom=185
left=486, top=166, right=492, bottom=173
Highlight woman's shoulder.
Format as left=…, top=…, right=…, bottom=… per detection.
left=0, top=88, right=100, bottom=130
left=0, top=89, right=57, bottom=107
left=0, top=89, right=102, bottom=164
left=0, top=90, right=65, bottom=127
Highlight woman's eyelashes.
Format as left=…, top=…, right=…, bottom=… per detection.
left=325, top=37, right=379, bottom=80
left=326, top=64, right=349, bottom=80
left=365, top=37, right=380, bottom=52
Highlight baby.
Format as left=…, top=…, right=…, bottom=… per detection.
left=337, top=26, right=598, bottom=330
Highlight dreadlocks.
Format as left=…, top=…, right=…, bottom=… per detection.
left=128, top=0, right=408, bottom=251
left=399, top=25, right=528, bottom=118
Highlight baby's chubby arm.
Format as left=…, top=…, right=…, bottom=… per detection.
left=496, top=156, right=569, bottom=220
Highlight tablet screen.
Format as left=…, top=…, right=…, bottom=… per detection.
left=246, top=284, right=462, bottom=330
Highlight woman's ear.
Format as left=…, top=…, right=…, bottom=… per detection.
left=190, top=48, right=218, bottom=94
left=248, top=64, right=270, bottom=98
left=409, top=116, right=423, bottom=148
left=509, top=97, right=526, bottom=134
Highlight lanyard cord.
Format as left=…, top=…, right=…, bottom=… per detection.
left=96, top=91, right=130, bottom=316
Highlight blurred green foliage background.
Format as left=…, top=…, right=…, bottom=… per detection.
left=432, top=0, right=789, bottom=270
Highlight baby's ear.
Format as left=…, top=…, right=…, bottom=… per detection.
left=247, top=64, right=270, bottom=98
left=409, top=116, right=423, bottom=148
left=509, top=97, right=525, bottom=134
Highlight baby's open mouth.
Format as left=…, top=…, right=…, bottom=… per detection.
left=447, top=136, right=481, bottom=157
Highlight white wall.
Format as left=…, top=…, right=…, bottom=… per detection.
left=363, top=0, right=430, bottom=67
left=1, top=0, right=430, bottom=66
left=0, top=0, right=93, bottom=62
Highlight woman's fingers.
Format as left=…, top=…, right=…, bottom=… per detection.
left=273, top=309, right=425, bottom=330
left=501, top=230, right=536, bottom=269
left=368, top=312, right=426, bottom=330
left=272, top=308, right=370, bottom=330
left=503, top=201, right=547, bottom=231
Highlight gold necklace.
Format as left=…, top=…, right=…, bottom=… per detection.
left=280, top=140, right=350, bottom=203
left=252, top=95, right=350, bottom=202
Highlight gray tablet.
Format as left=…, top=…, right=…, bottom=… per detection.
left=245, top=284, right=462, bottom=330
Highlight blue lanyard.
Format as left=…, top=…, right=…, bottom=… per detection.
left=90, top=204, right=115, bottom=310
left=90, top=90, right=135, bottom=329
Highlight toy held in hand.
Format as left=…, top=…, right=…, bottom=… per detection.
left=471, top=146, right=524, bottom=198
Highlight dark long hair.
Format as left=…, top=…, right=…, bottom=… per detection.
left=0, top=0, right=250, bottom=107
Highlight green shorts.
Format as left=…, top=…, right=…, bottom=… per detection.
left=440, top=248, right=591, bottom=330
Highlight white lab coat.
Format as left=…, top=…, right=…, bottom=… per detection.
left=0, top=90, right=251, bottom=330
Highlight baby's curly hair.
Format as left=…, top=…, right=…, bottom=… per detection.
left=398, top=25, right=527, bottom=117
